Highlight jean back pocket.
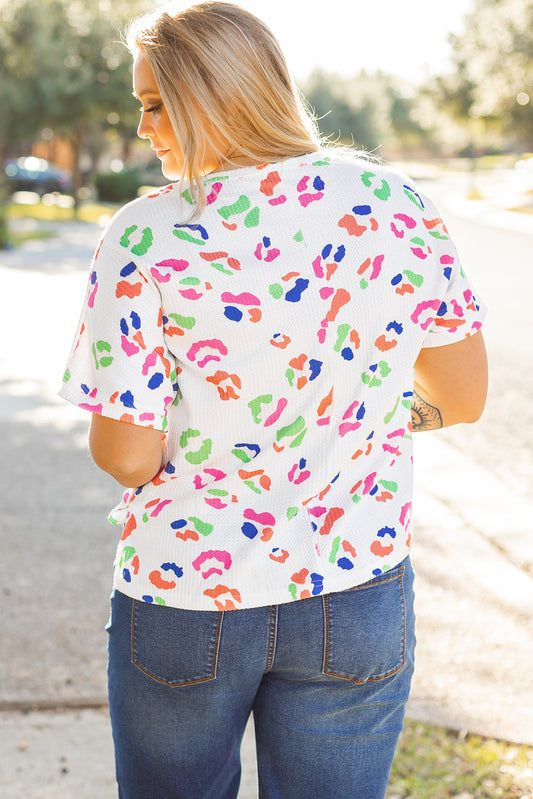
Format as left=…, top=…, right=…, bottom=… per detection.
left=132, top=599, right=224, bottom=686
left=323, top=563, right=408, bottom=684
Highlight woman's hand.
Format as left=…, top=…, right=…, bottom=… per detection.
left=412, top=330, right=488, bottom=432
left=89, top=415, right=165, bottom=487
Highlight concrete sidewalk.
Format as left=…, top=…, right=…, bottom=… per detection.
left=1, top=201, right=532, bottom=797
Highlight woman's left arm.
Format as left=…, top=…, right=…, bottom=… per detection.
left=89, top=414, right=165, bottom=487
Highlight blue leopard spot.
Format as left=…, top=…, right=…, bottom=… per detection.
left=285, top=278, right=309, bottom=303
left=337, top=558, right=354, bottom=570
left=334, top=245, right=346, bottom=262
left=377, top=526, right=397, bottom=539
left=308, top=359, right=323, bottom=380
left=161, top=562, right=184, bottom=579
left=120, top=390, right=135, bottom=408
left=120, top=261, right=137, bottom=278
left=148, top=372, right=164, bottom=390
left=224, top=305, right=243, bottom=322
left=242, top=522, right=259, bottom=539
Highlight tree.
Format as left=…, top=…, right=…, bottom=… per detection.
left=303, top=70, right=381, bottom=152
left=302, top=69, right=438, bottom=158
left=447, top=0, right=533, bottom=150
left=0, top=0, right=150, bottom=202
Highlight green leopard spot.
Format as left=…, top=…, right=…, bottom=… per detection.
left=329, top=536, right=341, bottom=564
left=184, top=439, right=212, bottom=464
left=181, top=189, right=195, bottom=206
left=189, top=517, right=213, bottom=536
left=180, top=428, right=200, bottom=448
left=276, top=416, right=306, bottom=442
left=287, top=507, right=299, bottom=520
left=269, top=283, right=283, bottom=299
left=119, top=546, right=136, bottom=567
left=218, top=195, right=251, bottom=220
left=173, top=230, right=206, bottom=246
left=168, top=313, right=195, bottom=330
left=211, top=263, right=233, bottom=275
left=249, top=394, right=273, bottom=424
left=244, top=206, right=260, bottom=227
left=285, top=368, right=295, bottom=386
left=232, top=449, right=251, bottom=463
left=379, top=480, right=398, bottom=492
left=384, top=397, right=400, bottom=424
left=404, top=270, right=424, bottom=287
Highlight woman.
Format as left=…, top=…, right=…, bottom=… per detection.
left=60, top=2, right=488, bottom=797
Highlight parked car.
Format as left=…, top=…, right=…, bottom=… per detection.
left=4, top=156, right=73, bottom=195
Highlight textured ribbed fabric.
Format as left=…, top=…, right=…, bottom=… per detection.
left=60, top=150, right=486, bottom=610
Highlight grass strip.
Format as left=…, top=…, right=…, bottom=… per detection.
left=387, top=719, right=533, bottom=798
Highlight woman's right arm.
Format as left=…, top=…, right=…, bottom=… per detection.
left=412, top=330, right=488, bottom=432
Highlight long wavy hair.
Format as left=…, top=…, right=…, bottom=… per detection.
left=127, top=1, right=322, bottom=218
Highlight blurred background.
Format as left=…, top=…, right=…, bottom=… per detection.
left=1, top=1, right=532, bottom=797
left=0, top=0, right=531, bottom=237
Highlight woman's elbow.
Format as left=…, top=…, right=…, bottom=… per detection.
left=89, top=415, right=164, bottom=487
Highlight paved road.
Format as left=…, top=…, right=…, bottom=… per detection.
left=0, top=182, right=532, bottom=797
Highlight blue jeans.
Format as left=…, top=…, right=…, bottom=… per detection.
left=107, top=556, right=415, bottom=799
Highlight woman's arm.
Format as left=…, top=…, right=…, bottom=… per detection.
left=89, top=415, right=165, bottom=487
left=412, top=330, right=488, bottom=432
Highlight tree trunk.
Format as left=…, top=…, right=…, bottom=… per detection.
left=70, top=125, right=85, bottom=213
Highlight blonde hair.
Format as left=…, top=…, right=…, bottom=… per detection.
left=127, top=1, right=321, bottom=218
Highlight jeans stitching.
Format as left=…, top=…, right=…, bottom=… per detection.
left=322, top=567, right=407, bottom=684
left=264, top=605, right=278, bottom=673
left=322, top=594, right=330, bottom=674
left=130, top=600, right=224, bottom=687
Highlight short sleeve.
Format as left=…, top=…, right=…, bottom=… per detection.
left=418, top=198, right=487, bottom=349
left=59, top=214, right=178, bottom=430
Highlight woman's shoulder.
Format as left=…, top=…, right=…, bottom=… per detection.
left=309, top=147, right=415, bottom=185
left=99, top=183, right=181, bottom=239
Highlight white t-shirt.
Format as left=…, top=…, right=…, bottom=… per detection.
left=60, top=151, right=486, bottom=610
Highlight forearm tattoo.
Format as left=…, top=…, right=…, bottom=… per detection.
left=411, top=390, right=443, bottom=432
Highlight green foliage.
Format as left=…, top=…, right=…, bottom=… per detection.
left=442, top=0, right=533, bottom=150
left=387, top=719, right=533, bottom=798
left=94, top=170, right=143, bottom=203
left=0, top=0, right=151, bottom=193
left=302, top=69, right=436, bottom=158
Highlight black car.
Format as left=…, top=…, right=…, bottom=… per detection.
left=4, top=157, right=73, bottom=195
